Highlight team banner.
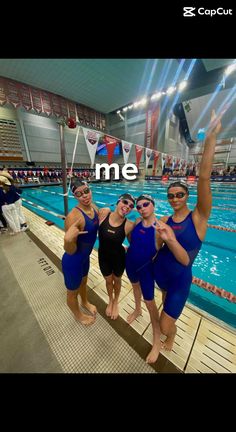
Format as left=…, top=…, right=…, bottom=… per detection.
left=104, top=135, right=119, bottom=165
left=0, top=77, right=7, bottom=106
left=7, top=80, right=21, bottom=108
left=31, top=87, right=42, bottom=114
left=19, top=84, right=32, bottom=111
left=41, top=91, right=52, bottom=116
left=121, top=140, right=132, bottom=164
left=0, top=76, right=106, bottom=130
left=67, top=101, right=77, bottom=121
left=144, top=105, right=160, bottom=150
left=135, top=145, right=143, bottom=169
left=82, top=128, right=101, bottom=167
left=145, top=147, right=153, bottom=169
left=51, top=94, right=62, bottom=117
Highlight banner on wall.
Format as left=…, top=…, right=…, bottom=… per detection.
left=7, top=80, right=21, bottom=108
left=60, top=97, right=69, bottom=119
left=41, top=91, right=52, bottom=116
left=144, top=104, right=160, bottom=150
left=0, top=76, right=105, bottom=130
left=121, top=140, right=132, bottom=165
left=82, top=128, right=101, bottom=167
left=0, top=77, right=7, bottom=106
left=51, top=94, right=62, bottom=117
left=31, top=88, right=42, bottom=114
left=67, top=101, right=77, bottom=120
left=19, top=84, right=32, bottom=111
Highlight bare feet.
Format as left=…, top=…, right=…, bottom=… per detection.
left=127, top=309, right=142, bottom=324
left=111, top=301, right=119, bottom=320
left=75, top=311, right=96, bottom=326
left=82, top=301, right=97, bottom=316
left=162, top=334, right=175, bottom=351
left=146, top=339, right=162, bottom=364
left=106, top=300, right=113, bottom=317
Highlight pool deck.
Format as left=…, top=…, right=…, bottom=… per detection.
left=2, top=206, right=236, bottom=373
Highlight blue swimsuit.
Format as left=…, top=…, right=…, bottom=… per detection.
left=154, top=211, right=202, bottom=319
left=126, top=220, right=157, bottom=300
left=62, top=207, right=99, bottom=290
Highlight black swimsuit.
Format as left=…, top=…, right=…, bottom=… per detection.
left=98, top=212, right=126, bottom=277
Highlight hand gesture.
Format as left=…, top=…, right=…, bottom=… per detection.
left=64, top=220, right=88, bottom=243
left=152, top=219, right=176, bottom=243
left=207, top=109, right=224, bottom=136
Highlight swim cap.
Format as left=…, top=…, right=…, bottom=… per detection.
left=70, top=178, right=87, bottom=194
left=136, top=194, right=155, bottom=205
left=117, top=193, right=136, bottom=205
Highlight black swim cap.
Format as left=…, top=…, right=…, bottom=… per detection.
left=167, top=181, right=189, bottom=193
left=136, top=194, right=155, bottom=206
left=70, top=178, right=87, bottom=194
left=117, top=193, right=136, bottom=205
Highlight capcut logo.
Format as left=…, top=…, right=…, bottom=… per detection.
left=183, top=6, right=233, bottom=17
left=183, top=7, right=196, bottom=17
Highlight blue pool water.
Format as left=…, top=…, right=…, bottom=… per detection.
left=22, top=180, right=236, bottom=329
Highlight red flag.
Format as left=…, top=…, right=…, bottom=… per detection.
left=104, top=135, right=118, bottom=164
left=135, top=145, right=143, bottom=169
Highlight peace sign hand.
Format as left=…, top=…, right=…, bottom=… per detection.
left=152, top=218, right=176, bottom=242
left=208, top=108, right=225, bottom=136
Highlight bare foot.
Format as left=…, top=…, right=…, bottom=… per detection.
left=146, top=340, right=162, bottom=364
left=75, top=312, right=96, bottom=326
left=82, top=301, right=97, bottom=316
left=106, top=300, right=113, bottom=317
left=111, top=301, right=119, bottom=320
left=127, top=309, right=142, bottom=324
left=162, top=335, right=175, bottom=351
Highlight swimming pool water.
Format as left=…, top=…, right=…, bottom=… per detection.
left=22, top=180, right=236, bottom=329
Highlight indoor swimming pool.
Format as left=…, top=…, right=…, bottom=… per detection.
left=21, top=180, right=236, bottom=329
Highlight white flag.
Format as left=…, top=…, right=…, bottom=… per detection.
left=121, top=140, right=132, bottom=164
left=82, top=127, right=101, bottom=167
left=161, top=153, right=166, bottom=170
left=145, top=148, right=153, bottom=169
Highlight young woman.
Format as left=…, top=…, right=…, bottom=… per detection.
left=125, top=194, right=188, bottom=364
left=153, top=110, right=222, bottom=352
left=62, top=179, right=99, bottom=326
left=98, top=193, right=135, bottom=320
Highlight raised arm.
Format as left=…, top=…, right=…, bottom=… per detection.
left=195, top=110, right=222, bottom=220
